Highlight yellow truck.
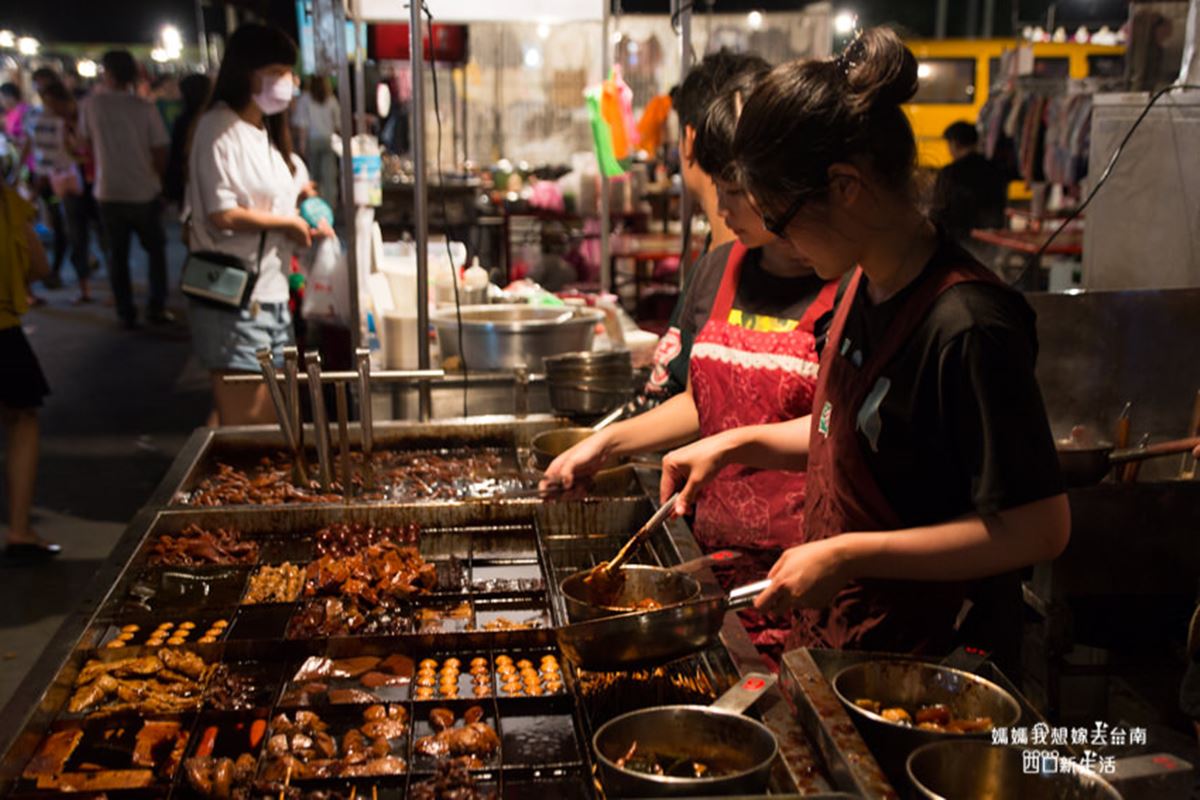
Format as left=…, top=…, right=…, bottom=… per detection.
left=903, top=38, right=1126, bottom=169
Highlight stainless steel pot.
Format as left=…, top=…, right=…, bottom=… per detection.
left=432, top=305, right=605, bottom=371
left=593, top=672, right=779, bottom=797
left=833, top=659, right=1022, bottom=746
left=907, top=740, right=1123, bottom=799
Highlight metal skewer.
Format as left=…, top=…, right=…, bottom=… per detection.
left=256, top=348, right=308, bottom=486
left=305, top=352, right=334, bottom=491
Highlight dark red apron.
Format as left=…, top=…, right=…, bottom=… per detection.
left=794, top=255, right=1002, bottom=655
left=689, top=241, right=837, bottom=667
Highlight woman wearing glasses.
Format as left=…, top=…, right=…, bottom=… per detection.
left=659, top=28, right=1069, bottom=660
left=542, top=66, right=840, bottom=668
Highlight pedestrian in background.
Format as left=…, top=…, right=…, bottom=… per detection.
left=185, top=24, right=328, bottom=425
left=293, top=74, right=340, bottom=205
left=79, top=49, right=172, bottom=328
left=164, top=73, right=212, bottom=209
left=0, top=180, right=58, bottom=559
left=31, top=82, right=91, bottom=303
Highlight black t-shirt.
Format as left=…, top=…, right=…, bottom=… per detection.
left=833, top=240, right=1064, bottom=527
left=679, top=242, right=829, bottom=340
left=931, top=152, right=1008, bottom=242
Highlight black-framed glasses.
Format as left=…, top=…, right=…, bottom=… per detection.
left=763, top=194, right=806, bottom=238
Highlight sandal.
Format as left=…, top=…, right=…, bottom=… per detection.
left=4, top=541, right=62, bottom=560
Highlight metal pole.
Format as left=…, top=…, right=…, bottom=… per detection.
left=677, top=0, right=693, bottom=280
left=966, top=0, right=980, bottom=38
left=411, top=0, right=432, bottom=420
left=935, top=0, right=949, bottom=39
left=352, top=0, right=366, bottom=135
left=332, top=0, right=361, bottom=354
left=460, top=65, right=468, bottom=165
left=193, top=0, right=208, bottom=71
left=449, top=66, right=458, bottom=169
left=983, top=0, right=996, bottom=38
left=599, top=1, right=612, bottom=297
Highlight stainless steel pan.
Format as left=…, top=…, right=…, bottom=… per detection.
left=554, top=579, right=769, bottom=672
left=907, top=740, right=1122, bottom=799
left=593, top=672, right=779, bottom=797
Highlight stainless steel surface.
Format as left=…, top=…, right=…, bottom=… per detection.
left=432, top=305, right=605, bottom=371
left=831, top=659, right=1023, bottom=754
left=305, top=352, right=333, bottom=490
left=593, top=676, right=779, bottom=797
left=544, top=349, right=635, bottom=418
left=354, top=347, right=374, bottom=459
left=554, top=579, right=769, bottom=672
left=223, top=368, right=445, bottom=384
left=561, top=564, right=701, bottom=621
left=256, top=347, right=307, bottom=486
left=907, top=740, right=1123, bottom=800
left=334, top=380, right=352, bottom=497
left=329, top=0, right=359, bottom=352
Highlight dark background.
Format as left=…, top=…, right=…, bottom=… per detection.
left=7, top=0, right=1135, bottom=44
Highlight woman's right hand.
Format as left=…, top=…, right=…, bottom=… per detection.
left=281, top=216, right=313, bottom=248
left=540, top=431, right=615, bottom=491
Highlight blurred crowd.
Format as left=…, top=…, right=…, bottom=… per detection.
left=0, top=33, right=342, bottom=561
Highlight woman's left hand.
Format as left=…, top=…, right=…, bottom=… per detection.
left=314, top=219, right=335, bottom=239
left=754, top=538, right=854, bottom=614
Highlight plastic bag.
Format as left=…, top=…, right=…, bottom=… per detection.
left=301, top=234, right=352, bottom=327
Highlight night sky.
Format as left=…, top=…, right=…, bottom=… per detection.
left=5, top=0, right=1133, bottom=45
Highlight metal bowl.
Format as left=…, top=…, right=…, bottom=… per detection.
left=1055, top=439, right=1115, bottom=487
left=833, top=660, right=1023, bottom=750
left=560, top=564, right=702, bottom=622
left=907, top=740, right=1123, bottom=799
left=593, top=705, right=778, bottom=797
left=546, top=377, right=632, bottom=417
left=432, top=305, right=605, bottom=371
left=530, top=428, right=617, bottom=470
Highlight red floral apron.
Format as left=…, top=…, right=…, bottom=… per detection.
left=689, top=241, right=838, bottom=667
left=794, top=255, right=1003, bottom=655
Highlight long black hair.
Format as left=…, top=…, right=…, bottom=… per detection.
left=210, top=23, right=299, bottom=174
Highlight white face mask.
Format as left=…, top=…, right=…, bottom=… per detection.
left=254, top=72, right=294, bottom=116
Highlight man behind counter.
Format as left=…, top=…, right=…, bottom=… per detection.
left=930, top=121, right=1007, bottom=260
left=642, top=51, right=770, bottom=403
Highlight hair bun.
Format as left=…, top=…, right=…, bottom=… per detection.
left=843, top=28, right=919, bottom=113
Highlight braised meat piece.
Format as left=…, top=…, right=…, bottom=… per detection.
left=410, top=758, right=496, bottom=800
left=68, top=651, right=210, bottom=715
left=148, top=524, right=259, bottom=566
left=415, top=707, right=499, bottom=761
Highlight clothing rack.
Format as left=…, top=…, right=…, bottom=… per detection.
left=977, top=75, right=1123, bottom=189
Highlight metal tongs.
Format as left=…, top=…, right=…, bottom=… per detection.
left=585, top=492, right=681, bottom=590
left=256, top=348, right=308, bottom=486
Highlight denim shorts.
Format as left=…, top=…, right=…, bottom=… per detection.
left=187, top=300, right=293, bottom=372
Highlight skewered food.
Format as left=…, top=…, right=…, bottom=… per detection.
left=148, top=524, right=258, bottom=566
left=243, top=562, right=304, bottom=603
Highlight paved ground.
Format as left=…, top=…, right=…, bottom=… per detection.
left=0, top=224, right=211, bottom=712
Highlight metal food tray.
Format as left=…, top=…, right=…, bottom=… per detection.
left=0, top=416, right=847, bottom=799
left=159, top=417, right=571, bottom=508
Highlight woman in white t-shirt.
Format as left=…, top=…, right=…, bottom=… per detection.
left=294, top=75, right=340, bottom=207
left=186, top=24, right=332, bottom=425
